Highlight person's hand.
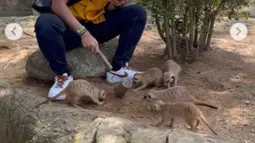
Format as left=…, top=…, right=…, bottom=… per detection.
left=108, top=0, right=127, bottom=7
left=81, top=31, right=99, bottom=54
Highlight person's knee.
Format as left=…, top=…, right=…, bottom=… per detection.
left=35, top=13, right=66, bottom=36
left=125, top=4, right=147, bottom=23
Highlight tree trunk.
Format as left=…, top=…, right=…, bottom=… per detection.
left=194, top=7, right=200, bottom=48
left=163, top=0, right=172, bottom=58
left=183, top=6, right=189, bottom=55
left=189, top=6, right=195, bottom=54
left=171, top=15, right=177, bottom=58
left=165, top=16, right=172, bottom=58
left=196, top=7, right=210, bottom=59
left=155, top=14, right=166, bottom=43
left=205, top=12, right=216, bottom=50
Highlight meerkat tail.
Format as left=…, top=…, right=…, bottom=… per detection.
left=198, top=110, right=218, bottom=135
left=34, top=85, right=69, bottom=108
left=98, top=50, right=113, bottom=70
left=72, top=104, right=86, bottom=111
left=34, top=100, right=49, bottom=108
left=194, top=101, right=218, bottom=109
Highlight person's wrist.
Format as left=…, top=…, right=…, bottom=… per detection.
left=76, top=26, right=88, bottom=37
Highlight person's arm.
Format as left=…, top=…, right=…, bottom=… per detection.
left=51, top=0, right=86, bottom=34
left=51, top=0, right=99, bottom=54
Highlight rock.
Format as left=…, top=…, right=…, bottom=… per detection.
left=25, top=39, right=118, bottom=82
left=131, top=127, right=169, bottom=143
left=95, top=117, right=135, bottom=143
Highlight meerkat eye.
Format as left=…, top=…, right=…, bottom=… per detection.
left=143, top=95, right=147, bottom=99
left=148, top=95, right=151, bottom=100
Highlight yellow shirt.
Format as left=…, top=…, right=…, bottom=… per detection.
left=68, top=0, right=108, bottom=24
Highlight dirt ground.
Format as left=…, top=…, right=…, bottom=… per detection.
left=0, top=24, right=255, bottom=142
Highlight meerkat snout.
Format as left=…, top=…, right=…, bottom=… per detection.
left=143, top=94, right=152, bottom=101
left=133, top=76, right=139, bottom=83
left=170, top=76, right=175, bottom=82
left=99, top=91, right=106, bottom=101
left=170, top=76, right=175, bottom=86
left=152, top=101, right=163, bottom=111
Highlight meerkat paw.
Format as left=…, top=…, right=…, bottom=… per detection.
left=149, top=123, right=156, bottom=126
left=166, top=123, right=174, bottom=128
left=148, top=123, right=160, bottom=127
left=96, top=101, right=105, bottom=105
left=189, top=127, right=199, bottom=133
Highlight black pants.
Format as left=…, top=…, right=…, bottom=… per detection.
left=34, top=4, right=147, bottom=75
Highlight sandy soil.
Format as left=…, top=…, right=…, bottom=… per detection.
left=0, top=21, right=255, bottom=143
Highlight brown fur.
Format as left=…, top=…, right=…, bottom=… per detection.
left=161, top=60, right=181, bottom=88
left=143, top=86, right=218, bottom=109
left=149, top=100, right=217, bottom=135
left=132, top=67, right=163, bottom=91
left=114, top=78, right=133, bottom=98
left=34, top=79, right=106, bottom=109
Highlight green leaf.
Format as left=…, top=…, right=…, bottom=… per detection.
left=241, top=11, right=249, bottom=20
left=213, top=0, right=221, bottom=5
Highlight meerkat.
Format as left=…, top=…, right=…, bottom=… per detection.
left=132, top=67, right=163, bottom=91
left=149, top=100, right=217, bottom=135
left=143, top=86, right=218, bottom=109
left=34, top=79, right=106, bottom=109
left=161, top=59, right=181, bottom=88
left=114, top=78, right=133, bottom=98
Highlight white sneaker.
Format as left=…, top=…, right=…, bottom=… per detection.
left=106, top=63, right=142, bottom=84
left=48, top=73, right=73, bottom=100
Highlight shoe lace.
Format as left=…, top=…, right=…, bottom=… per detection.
left=56, top=75, right=68, bottom=88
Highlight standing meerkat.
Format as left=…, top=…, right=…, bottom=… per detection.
left=34, top=79, right=106, bottom=109
left=132, top=67, right=163, bottom=91
left=161, top=59, right=181, bottom=88
left=149, top=100, right=217, bottom=135
left=143, top=86, right=218, bottom=109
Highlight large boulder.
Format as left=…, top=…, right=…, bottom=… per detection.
left=0, top=81, right=239, bottom=143
left=25, top=39, right=118, bottom=82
